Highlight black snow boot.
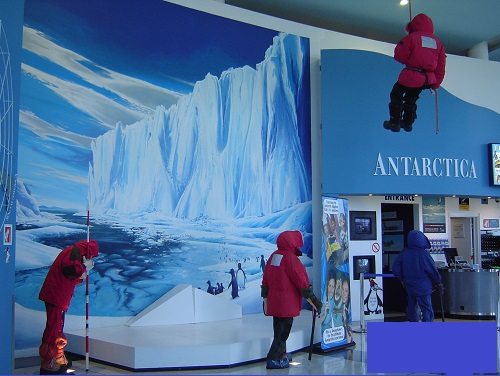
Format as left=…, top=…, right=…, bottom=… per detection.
left=402, top=103, right=417, bottom=132
left=384, top=102, right=402, bottom=132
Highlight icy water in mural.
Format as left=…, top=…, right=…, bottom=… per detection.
left=16, top=207, right=310, bottom=317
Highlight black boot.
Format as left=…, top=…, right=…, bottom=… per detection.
left=383, top=120, right=400, bottom=132
left=402, top=103, right=417, bottom=132
left=384, top=102, right=402, bottom=132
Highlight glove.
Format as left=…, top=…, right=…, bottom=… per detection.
left=311, top=297, right=322, bottom=314
left=83, top=256, right=94, bottom=271
left=262, top=298, right=268, bottom=316
left=434, top=282, right=444, bottom=294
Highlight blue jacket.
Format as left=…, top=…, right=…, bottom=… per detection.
left=392, top=230, right=441, bottom=296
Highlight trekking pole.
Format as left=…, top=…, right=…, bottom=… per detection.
left=439, top=288, right=445, bottom=322
left=308, top=308, right=317, bottom=360
left=85, top=210, right=90, bottom=372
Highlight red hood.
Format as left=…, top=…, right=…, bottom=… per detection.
left=74, top=239, right=99, bottom=258
left=276, top=230, right=304, bottom=256
left=406, top=13, right=434, bottom=34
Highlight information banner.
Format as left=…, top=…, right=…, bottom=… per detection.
left=320, top=196, right=352, bottom=350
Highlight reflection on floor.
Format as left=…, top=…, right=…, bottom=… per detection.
left=14, top=317, right=499, bottom=375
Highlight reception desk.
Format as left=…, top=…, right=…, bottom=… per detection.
left=436, top=268, right=499, bottom=317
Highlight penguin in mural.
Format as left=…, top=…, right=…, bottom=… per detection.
left=206, top=280, right=216, bottom=295
left=364, top=278, right=383, bottom=315
left=227, top=268, right=239, bottom=299
left=236, top=262, right=247, bottom=289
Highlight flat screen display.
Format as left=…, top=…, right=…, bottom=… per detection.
left=354, top=217, right=371, bottom=234
left=353, top=255, right=375, bottom=280
left=489, top=143, right=500, bottom=186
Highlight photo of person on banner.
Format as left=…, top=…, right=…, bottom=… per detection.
left=320, top=197, right=352, bottom=350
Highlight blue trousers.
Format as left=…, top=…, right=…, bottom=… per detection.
left=406, top=294, right=434, bottom=322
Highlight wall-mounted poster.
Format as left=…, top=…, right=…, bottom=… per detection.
left=423, top=197, right=446, bottom=233
left=459, top=197, right=470, bottom=210
left=320, top=197, right=353, bottom=351
left=488, top=143, right=500, bottom=186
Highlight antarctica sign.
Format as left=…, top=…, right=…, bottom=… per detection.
left=374, top=153, right=477, bottom=178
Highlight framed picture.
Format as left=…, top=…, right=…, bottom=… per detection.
left=3, top=224, right=12, bottom=245
left=350, top=211, right=376, bottom=240
left=382, top=219, right=403, bottom=233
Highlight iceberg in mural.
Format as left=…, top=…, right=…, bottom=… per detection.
left=88, top=33, right=311, bottom=219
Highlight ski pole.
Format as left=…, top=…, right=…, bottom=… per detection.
left=85, top=210, right=90, bottom=372
left=439, top=288, right=445, bottom=322
left=308, top=309, right=316, bottom=361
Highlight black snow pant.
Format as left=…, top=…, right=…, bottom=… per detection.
left=388, top=82, right=426, bottom=126
left=267, top=316, right=294, bottom=360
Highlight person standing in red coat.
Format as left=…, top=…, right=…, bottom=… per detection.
left=384, top=13, right=446, bottom=132
left=38, top=239, right=99, bottom=375
left=261, top=231, right=321, bottom=369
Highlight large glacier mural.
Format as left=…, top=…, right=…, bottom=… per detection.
left=15, top=0, right=311, bottom=349
left=89, top=39, right=310, bottom=219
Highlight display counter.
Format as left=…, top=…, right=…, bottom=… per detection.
left=437, top=268, right=499, bottom=317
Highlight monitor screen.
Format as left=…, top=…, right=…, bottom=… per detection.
left=354, top=217, right=372, bottom=234
left=353, top=255, right=375, bottom=280
left=443, top=247, right=458, bottom=265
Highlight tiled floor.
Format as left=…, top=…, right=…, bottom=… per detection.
left=14, top=317, right=499, bottom=375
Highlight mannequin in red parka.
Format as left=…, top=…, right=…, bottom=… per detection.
left=261, top=231, right=321, bottom=369
left=39, top=239, right=99, bottom=375
left=384, top=13, right=446, bottom=132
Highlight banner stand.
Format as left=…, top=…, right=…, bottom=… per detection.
left=312, top=341, right=356, bottom=355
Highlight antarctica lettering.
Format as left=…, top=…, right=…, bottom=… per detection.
left=374, top=153, right=477, bottom=178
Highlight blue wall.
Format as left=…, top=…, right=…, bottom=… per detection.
left=0, top=0, right=23, bottom=373
left=321, top=49, right=500, bottom=197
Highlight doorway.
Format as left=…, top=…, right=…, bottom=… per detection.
left=381, top=203, right=418, bottom=317
left=450, top=216, right=479, bottom=265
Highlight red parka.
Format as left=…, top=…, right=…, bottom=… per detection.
left=39, top=239, right=99, bottom=311
left=394, top=13, right=446, bottom=89
left=262, top=231, right=310, bottom=318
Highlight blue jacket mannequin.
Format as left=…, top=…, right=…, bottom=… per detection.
left=392, top=230, right=441, bottom=321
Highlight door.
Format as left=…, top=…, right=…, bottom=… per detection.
left=450, top=216, right=479, bottom=265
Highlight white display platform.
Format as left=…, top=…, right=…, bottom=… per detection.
left=65, top=311, right=317, bottom=370
left=65, top=284, right=319, bottom=370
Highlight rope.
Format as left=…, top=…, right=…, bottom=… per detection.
left=435, top=90, right=439, bottom=134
